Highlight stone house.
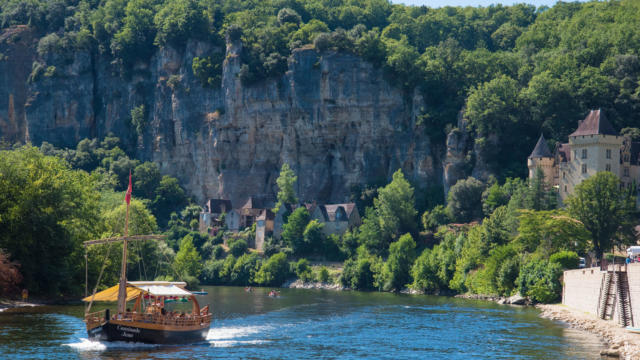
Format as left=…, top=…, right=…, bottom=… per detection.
left=198, top=199, right=232, bottom=235
left=266, top=202, right=361, bottom=242
left=224, top=195, right=275, bottom=232
left=528, top=109, right=640, bottom=202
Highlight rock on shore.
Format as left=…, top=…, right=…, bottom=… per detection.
left=538, top=304, right=640, bottom=359
left=283, top=279, right=346, bottom=291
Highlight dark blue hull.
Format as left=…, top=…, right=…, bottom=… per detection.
left=88, top=322, right=209, bottom=344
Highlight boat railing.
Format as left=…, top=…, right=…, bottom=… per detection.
left=85, top=309, right=107, bottom=328
left=114, top=312, right=212, bottom=327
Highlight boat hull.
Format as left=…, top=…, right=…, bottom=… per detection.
left=88, top=321, right=210, bottom=344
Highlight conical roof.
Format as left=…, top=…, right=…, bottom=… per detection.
left=529, top=134, right=553, bottom=158
left=569, top=109, right=618, bottom=137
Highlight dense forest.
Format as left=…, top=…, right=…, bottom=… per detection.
left=1, top=0, right=640, bottom=301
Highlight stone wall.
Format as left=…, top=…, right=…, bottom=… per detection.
left=625, top=264, right=640, bottom=326
left=562, top=268, right=604, bottom=316
left=563, top=264, right=640, bottom=327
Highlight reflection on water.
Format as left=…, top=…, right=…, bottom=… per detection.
left=0, top=287, right=605, bottom=359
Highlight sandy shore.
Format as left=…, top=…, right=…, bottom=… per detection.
left=538, top=304, right=640, bottom=359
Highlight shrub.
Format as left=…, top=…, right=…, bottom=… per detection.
left=229, top=239, right=248, bottom=257
left=277, top=8, right=301, bottom=26
left=230, top=253, right=261, bottom=285
left=226, top=24, right=243, bottom=42
left=516, top=258, right=563, bottom=303
left=340, top=252, right=383, bottom=290
left=422, top=205, right=449, bottom=231
left=295, top=258, right=314, bottom=282
left=192, top=53, right=224, bottom=88
left=131, top=105, right=146, bottom=137
left=317, top=266, right=330, bottom=283
left=211, top=245, right=224, bottom=259
left=549, top=251, right=580, bottom=269
left=313, top=33, right=331, bottom=52
left=255, top=253, right=290, bottom=286
left=201, top=259, right=225, bottom=284
left=37, top=33, right=62, bottom=56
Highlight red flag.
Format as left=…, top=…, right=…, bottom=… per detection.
left=125, top=171, right=132, bottom=205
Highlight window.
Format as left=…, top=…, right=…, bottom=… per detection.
left=564, top=185, right=567, bottom=192
left=625, top=154, right=630, bottom=162
left=606, top=164, right=611, bottom=172
left=606, top=149, right=612, bottom=159
left=582, top=164, right=587, bottom=174
left=581, top=149, right=587, bottom=159
left=563, top=172, right=566, bottom=179
left=624, top=167, right=630, bottom=177
left=574, top=150, right=577, bottom=160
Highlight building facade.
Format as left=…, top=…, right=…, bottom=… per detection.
left=528, top=109, right=640, bottom=201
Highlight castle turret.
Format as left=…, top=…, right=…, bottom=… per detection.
left=528, top=134, right=555, bottom=185
left=567, top=109, right=623, bottom=189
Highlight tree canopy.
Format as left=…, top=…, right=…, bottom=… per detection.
left=565, top=172, right=637, bottom=260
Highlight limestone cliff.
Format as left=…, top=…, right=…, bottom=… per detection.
left=0, top=26, right=438, bottom=205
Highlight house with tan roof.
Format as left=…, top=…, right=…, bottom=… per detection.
left=528, top=109, right=640, bottom=202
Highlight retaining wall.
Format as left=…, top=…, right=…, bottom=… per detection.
left=562, top=268, right=604, bottom=316
left=563, top=264, right=640, bottom=326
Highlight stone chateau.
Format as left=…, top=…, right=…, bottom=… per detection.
left=528, top=109, right=640, bottom=201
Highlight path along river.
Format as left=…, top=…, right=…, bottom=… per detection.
left=0, top=286, right=605, bottom=359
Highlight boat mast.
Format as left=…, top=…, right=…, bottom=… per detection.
left=117, top=171, right=132, bottom=315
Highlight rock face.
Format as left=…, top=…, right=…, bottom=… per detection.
left=0, top=26, right=437, bottom=204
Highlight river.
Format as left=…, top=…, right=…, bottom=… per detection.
left=0, top=286, right=605, bottom=359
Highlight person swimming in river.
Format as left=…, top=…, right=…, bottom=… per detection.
left=245, top=286, right=252, bottom=292
left=268, top=290, right=280, bottom=298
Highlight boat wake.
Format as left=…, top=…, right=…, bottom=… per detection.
left=63, top=338, right=162, bottom=351
left=206, top=325, right=272, bottom=347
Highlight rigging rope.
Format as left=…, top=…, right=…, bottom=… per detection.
left=85, top=239, right=115, bottom=315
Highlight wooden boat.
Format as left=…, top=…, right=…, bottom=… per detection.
left=82, top=173, right=211, bottom=344
left=626, top=326, right=640, bottom=334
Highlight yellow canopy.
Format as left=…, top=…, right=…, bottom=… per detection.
left=82, top=284, right=142, bottom=302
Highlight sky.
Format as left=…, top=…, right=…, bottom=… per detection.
left=391, top=0, right=583, bottom=7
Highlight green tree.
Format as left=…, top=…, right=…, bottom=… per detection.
left=421, top=205, right=449, bottom=232
left=104, top=198, right=158, bottom=236
left=281, top=207, right=310, bottom=254
left=0, top=147, right=101, bottom=295
left=383, top=233, right=416, bottom=291
left=174, top=235, right=202, bottom=278
left=255, top=252, right=290, bottom=286
left=154, top=0, right=207, bottom=47
left=133, top=161, right=161, bottom=199
left=229, top=239, right=248, bottom=257
left=516, top=209, right=589, bottom=255
left=447, top=177, right=485, bottom=223
left=152, top=176, right=188, bottom=228
left=303, top=219, right=325, bottom=255
left=565, top=172, right=637, bottom=260
left=230, top=252, right=261, bottom=285
left=275, top=163, right=297, bottom=212
left=374, top=169, right=418, bottom=240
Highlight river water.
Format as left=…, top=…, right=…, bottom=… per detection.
left=0, top=286, right=604, bottom=359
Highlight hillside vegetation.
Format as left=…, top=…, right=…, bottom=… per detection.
left=2, top=0, right=640, bottom=178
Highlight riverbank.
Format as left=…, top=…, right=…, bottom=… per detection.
left=0, top=299, right=40, bottom=312
left=283, top=279, right=346, bottom=291
left=538, top=304, right=640, bottom=359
